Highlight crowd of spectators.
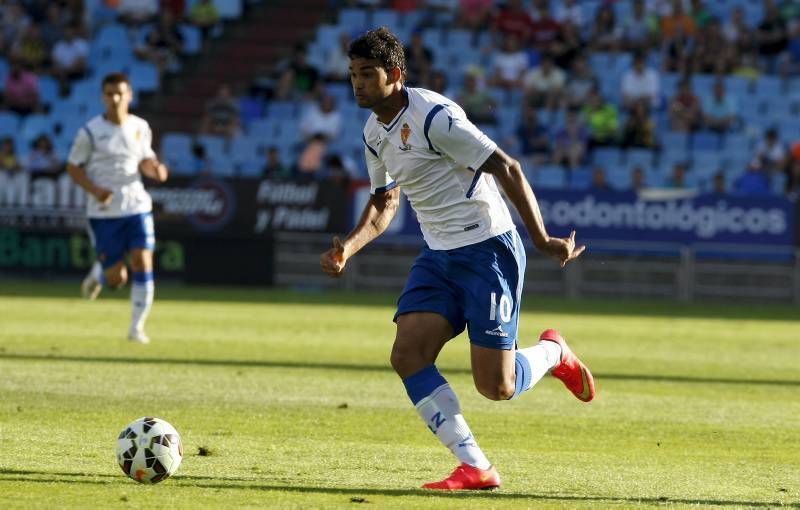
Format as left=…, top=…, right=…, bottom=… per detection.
left=242, top=0, right=800, bottom=198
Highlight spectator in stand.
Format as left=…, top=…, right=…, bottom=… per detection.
left=621, top=52, right=660, bottom=111
left=189, top=142, right=211, bottom=175
left=666, top=162, right=689, bottom=189
left=296, top=133, right=327, bottom=182
left=27, top=134, right=61, bottom=174
left=162, top=0, right=187, bottom=20
left=263, top=146, right=292, bottom=180
left=200, top=84, right=240, bottom=138
left=590, top=166, right=611, bottom=191
left=118, top=0, right=158, bottom=26
left=553, top=0, right=583, bottom=29
left=189, top=0, right=219, bottom=41
left=40, top=3, right=69, bottom=49
left=694, top=17, right=735, bottom=73
left=669, top=78, right=701, bottom=132
left=622, top=100, right=657, bottom=148
left=0, top=137, right=21, bottom=173
left=274, top=44, right=321, bottom=100
left=135, top=11, right=184, bottom=75
left=0, top=3, right=31, bottom=56
left=552, top=109, right=588, bottom=170
left=786, top=142, right=800, bottom=198
left=516, top=103, right=550, bottom=165
left=582, top=86, right=619, bottom=147
left=456, top=0, right=493, bottom=37
left=456, top=67, right=497, bottom=124
left=522, top=54, right=565, bottom=111
left=751, top=128, right=788, bottom=174
left=51, top=24, right=89, bottom=90
left=757, top=1, right=789, bottom=73
left=703, top=79, right=738, bottom=133
left=490, top=34, right=528, bottom=90
left=589, top=5, right=618, bottom=52
left=550, top=19, right=581, bottom=70
left=11, top=23, right=48, bottom=72
left=529, top=4, right=562, bottom=54
left=619, top=0, right=657, bottom=51
left=564, top=54, right=596, bottom=108
left=492, top=0, right=534, bottom=45
left=324, top=154, right=351, bottom=186
left=631, top=166, right=645, bottom=190
left=711, top=171, right=727, bottom=194
left=428, top=70, right=453, bottom=96
left=734, top=166, right=771, bottom=195
left=690, top=0, right=712, bottom=29
left=404, top=31, right=433, bottom=87
left=660, top=0, right=697, bottom=72
left=323, top=32, right=351, bottom=83
left=723, top=6, right=754, bottom=55
left=788, top=23, right=800, bottom=74
left=299, top=93, right=342, bottom=141
left=3, top=61, right=40, bottom=115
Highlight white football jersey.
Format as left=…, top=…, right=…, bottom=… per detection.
left=68, top=114, right=156, bottom=218
left=363, top=87, right=514, bottom=250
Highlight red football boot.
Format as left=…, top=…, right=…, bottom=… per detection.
left=422, top=463, right=501, bottom=491
left=539, top=329, right=596, bottom=402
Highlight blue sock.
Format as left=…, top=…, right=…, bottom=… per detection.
left=511, top=351, right=532, bottom=399
left=402, top=365, right=448, bottom=405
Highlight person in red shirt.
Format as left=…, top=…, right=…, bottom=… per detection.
left=3, top=61, right=40, bottom=115
left=529, top=4, right=562, bottom=52
left=492, top=0, right=534, bottom=44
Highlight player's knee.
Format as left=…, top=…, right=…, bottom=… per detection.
left=390, top=343, right=425, bottom=378
left=475, top=379, right=515, bottom=401
left=106, top=267, right=128, bottom=289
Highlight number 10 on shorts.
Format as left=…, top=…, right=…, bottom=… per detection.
left=489, top=292, right=512, bottom=323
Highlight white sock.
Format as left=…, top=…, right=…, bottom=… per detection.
left=130, top=280, right=154, bottom=333
left=90, top=261, right=103, bottom=284
left=516, top=341, right=562, bottom=392
left=415, top=384, right=492, bottom=470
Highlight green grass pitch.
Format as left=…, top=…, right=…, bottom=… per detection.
left=0, top=281, right=798, bottom=508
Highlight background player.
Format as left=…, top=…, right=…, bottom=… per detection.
left=320, top=28, right=593, bottom=491
left=66, top=72, right=168, bottom=344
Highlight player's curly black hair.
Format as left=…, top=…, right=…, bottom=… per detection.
left=348, top=27, right=407, bottom=79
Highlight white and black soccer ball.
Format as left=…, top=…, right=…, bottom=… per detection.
left=116, top=417, right=183, bottom=484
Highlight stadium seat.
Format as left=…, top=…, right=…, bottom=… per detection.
left=531, top=165, right=567, bottom=189
left=591, top=147, right=622, bottom=168
left=129, top=61, right=159, bottom=93
left=0, top=111, right=20, bottom=137
left=214, top=0, right=243, bottom=19
left=626, top=148, right=655, bottom=168
left=237, top=159, right=264, bottom=178
left=95, top=23, right=132, bottom=53
left=210, top=155, right=235, bottom=176
left=179, top=24, right=202, bottom=55
left=230, top=135, right=261, bottom=165
left=338, top=8, right=367, bottom=31
left=370, top=9, right=399, bottom=30
left=20, top=114, right=55, bottom=144
left=196, top=134, right=226, bottom=160
left=161, top=132, right=193, bottom=159
left=265, top=101, right=298, bottom=120
left=569, top=168, right=593, bottom=190
left=38, top=76, right=60, bottom=108
left=691, top=131, right=721, bottom=151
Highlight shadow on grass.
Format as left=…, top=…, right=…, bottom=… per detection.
left=1, top=353, right=799, bottom=387
left=3, top=280, right=800, bottom=322
left=0, top=468, right=792, bottom=507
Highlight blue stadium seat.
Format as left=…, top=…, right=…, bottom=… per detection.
left=38, top=76, right=60, bottom=108
left=591, top=147, right=622, bottom=168
left=661, top=131, right=690, bottom=153
left=214, top=0, right=242, bottom=19
left=691, top=150, right=722, bottom=174
left=691, top=131, right=721, bottom=151
left=338, top=8, right=367, bottom=31
left=179, top=25, right=202, bottom=55
left=532, top=165, right=567, bottom=189
left=57, top=114, right=86, bottom=140
left=95, top=23, right=132, bottom=52
left=0, top=57, right=8, bottom=84
left=20, top=114, right=55, bottom=144
left=238, top=97, right=264, bottom=129
left=606, top=165, right=632, bottom=190
left=230, top=135, right=261, bottom=164
left=165, top=155, right=199, bottom=176
left=569, top=168, right=593, bottom=190
left=129, top=61, right=159, bottom=93
left=237, top=159, right=264, bottom=178
left=0, top=111, right=21, bottom=137
left=196, top=134, right=226, bottom=160
left=754, top=75, right=783, bottom=99
left=265, top=101, right=298, bottom=120
left=161, top=132, right=193, bottom=159
left=370, top=9, right=399, bottom=29
left=771, top=173, right=787, bottom=195
left=626, top=148, right=655, bottom=168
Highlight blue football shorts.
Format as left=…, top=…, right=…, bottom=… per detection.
left=394, top=229, right=527, bottom=350
left=87, top=212, right=156, bottom=269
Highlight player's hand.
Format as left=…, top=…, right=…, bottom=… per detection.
left=92, top=186, right=113, bottom=206
left=541, top=230, right=586, bottom=268
left=320, top=236, right=347, bottom=277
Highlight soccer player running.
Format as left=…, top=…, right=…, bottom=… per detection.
left=67, top=72, right=168, bottom=344
left=320, top=28, right=595, bottom=491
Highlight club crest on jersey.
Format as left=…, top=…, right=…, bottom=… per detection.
left=399, top=123, right=412, bottom=151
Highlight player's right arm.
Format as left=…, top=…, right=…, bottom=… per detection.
left=321, top=133, right=400, bottom=278
left=66, top=128, right=112, bottom=205
left=320, top=186, right=400, bottom=277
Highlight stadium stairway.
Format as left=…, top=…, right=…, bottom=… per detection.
left=138, top=0, right=330, bottom=137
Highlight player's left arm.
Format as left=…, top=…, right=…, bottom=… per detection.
left=478, top=148, right=585, bottom=267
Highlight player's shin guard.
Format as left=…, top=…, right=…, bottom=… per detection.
left=130, top=271, right=154, bottom=334
left=403, top=365, right=491, bottom=470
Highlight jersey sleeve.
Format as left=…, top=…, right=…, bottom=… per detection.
left=67, top=127, right=92, bottom=166
left=363, top=133, right=396, bottom=194
left=141, top=123, right=157, bottom=161
left=426, top=104, right=498, bottom=170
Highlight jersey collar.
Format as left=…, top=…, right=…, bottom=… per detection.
left=377, top=87, right=410, bottom=133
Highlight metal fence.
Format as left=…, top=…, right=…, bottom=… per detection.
left=275, top=232, right=800, bottom=304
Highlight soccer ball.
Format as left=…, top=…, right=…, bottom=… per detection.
left=116, top=417, right=183, bottom=484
